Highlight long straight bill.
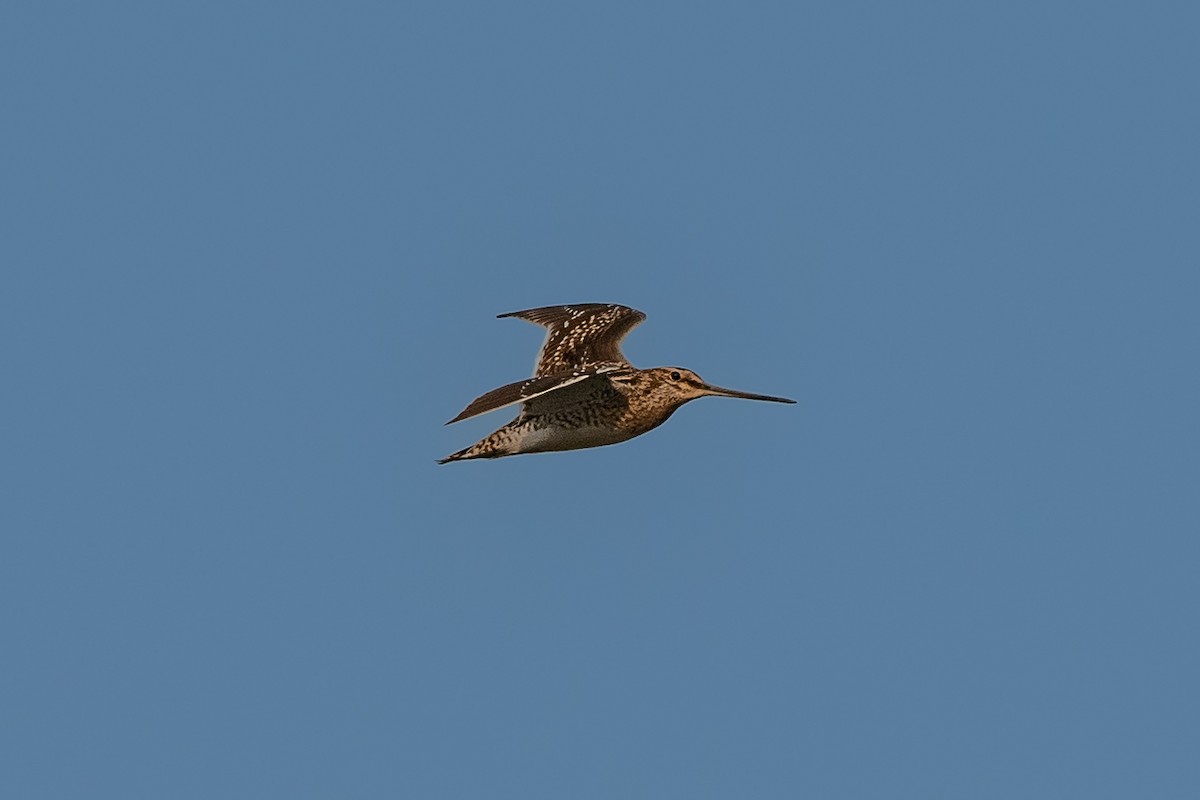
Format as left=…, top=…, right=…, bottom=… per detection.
left=701, top=383, right=796, bottom=404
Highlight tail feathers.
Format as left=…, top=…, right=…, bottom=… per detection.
left=437, top=428, right=517, bottom=464
left=437, top=447, right=472, bottom=465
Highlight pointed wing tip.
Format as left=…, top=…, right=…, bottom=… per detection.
left=496, top=304, right=643, bottom=321
left=497, top=308, right=539, bottom=319
left=496, top=307, right=559, bottom=320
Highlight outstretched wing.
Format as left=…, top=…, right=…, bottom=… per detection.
left=445, top=368, right=621, bottom=425
left=498, top=303, right=646, bottom=377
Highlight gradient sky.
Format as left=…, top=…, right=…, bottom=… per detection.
left=3, top=2, right=1198, bottom=798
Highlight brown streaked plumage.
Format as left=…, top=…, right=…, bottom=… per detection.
left=439, top=303, right=795, bottom=463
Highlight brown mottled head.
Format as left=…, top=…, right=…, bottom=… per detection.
left=643, top=367, right=796, bottom=408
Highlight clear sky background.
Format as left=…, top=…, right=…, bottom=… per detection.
left=3, top=2, right=1198, bottom=798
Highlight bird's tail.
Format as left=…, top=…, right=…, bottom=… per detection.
left=437, top=427, right=518, bottom=464
left=436, top=446, right=475, bottom=465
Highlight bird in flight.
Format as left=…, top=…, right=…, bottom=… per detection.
left=439, top=303, right=795, bottom=463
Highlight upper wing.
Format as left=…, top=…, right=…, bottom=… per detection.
left=498, top=303, right=646, bottom=377
left=445, top=368, right=620, bottom=425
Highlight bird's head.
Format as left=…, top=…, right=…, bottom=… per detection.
left=644, top=367, right=796, bottom=408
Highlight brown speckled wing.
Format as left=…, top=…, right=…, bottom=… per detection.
left=498, top=304, right=646, bottom=376
left=445, top=370, right=611, bottom=424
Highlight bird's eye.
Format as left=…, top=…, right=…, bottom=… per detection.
left=670, top=371, right=681, bottom=381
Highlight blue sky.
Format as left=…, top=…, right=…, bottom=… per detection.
left=3, top=2, right=1198, bottom=797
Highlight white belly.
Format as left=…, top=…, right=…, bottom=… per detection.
left=516, top=423, right=631, bottom=453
